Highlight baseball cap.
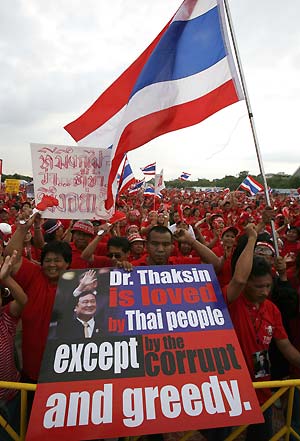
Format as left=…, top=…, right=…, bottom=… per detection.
left=221, top=226, right=239, bottom=237
left=71, top=220, right=94, bottom=236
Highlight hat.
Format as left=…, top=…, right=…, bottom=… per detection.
left=128, top=209, right=140, bottom=217
left=109, top=211, right=127, bottom=224
left=128, top=233, right=145, bottom=243
left=71, top=220, right=94, bottom=236
left=210, top=214, right=224, bottom=224
left=125, top=224, right=139, bottom=233
left=255, top=241, right=275, bottom=256
left=0, top=223, right=12, bottom=236
left=221, top=226, right=239, bottom=237
left=43, top=219, right=62, bottom=235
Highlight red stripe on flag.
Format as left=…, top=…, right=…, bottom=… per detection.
left=105, top=79, right=239, bottom=208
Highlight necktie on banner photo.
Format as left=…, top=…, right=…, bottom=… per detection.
left=64, top=0, right=244, bottom=210
left=83, top=322, right=90, bottom=338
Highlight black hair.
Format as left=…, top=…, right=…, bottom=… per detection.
left=249, top=256, right=272, bottom=279
left=147, top=225, right=173, bottom=241
left=21, top=201, right=31, bottom=209
left=231, top=232, right=273, bottom=274
left=107, top=236, right=130, bottom=253
left=41, top=241, right=72, bottom=265
left=287, top=226, right=300, bottom=239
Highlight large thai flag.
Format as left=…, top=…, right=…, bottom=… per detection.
left=239, top=175, right=264, bottom=195
left=141, top=162, right=156, bottom=176
left=64, top=0, right=243, bottom=210
left=118, top=155, right=135, bottom=195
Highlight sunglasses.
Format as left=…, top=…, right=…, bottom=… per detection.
left=107, top=252, right=122, bottom=259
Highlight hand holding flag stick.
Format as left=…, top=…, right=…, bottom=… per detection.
left=19, top=195, right=59, bottom=225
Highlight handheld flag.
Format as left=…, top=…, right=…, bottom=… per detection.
left=64, top=0, right=243, bottom=210
left=155, top=169, right=165, bottom=194
left=128, top=178, right=145, bottom=195
left=239, top=175, right=264, bottom=196
left=118, top=155, right=135, bottom=195
left=141, top=162, right=156, bottom=176
left=179, top=171, right=191, bottom=181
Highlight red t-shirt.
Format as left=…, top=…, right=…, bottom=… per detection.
left=14, top=258, right=58, bottom=381
left=0, top=304, right=20, bottom=401
left=69, top=242, right=112, bottom=269
left=223, top=288, right=287, bottom=403
left=212, top=245, right=233, bottom=288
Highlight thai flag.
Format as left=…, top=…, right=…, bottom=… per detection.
left=239, top=175, right=264, bottom=196
left=64, top=0, right=243, bottom=210
left=179, top=172, right=191, bottom=181
left=118, top=155, right=135, bottom=195
left=141, top=162, right=156, bottom=176
left=128, top=178, right=145, bottom=194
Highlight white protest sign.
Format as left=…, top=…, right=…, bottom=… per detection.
left=30, top=143, right=112, bottom=219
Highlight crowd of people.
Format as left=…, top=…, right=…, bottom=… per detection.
left=0, top=186, right=300, bottom=440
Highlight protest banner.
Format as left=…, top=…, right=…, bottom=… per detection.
left=26, top=265, right=263, bottom=441
left=5, top=179, right=20, bottom=194
left=30, top=143, right=112, bottom=219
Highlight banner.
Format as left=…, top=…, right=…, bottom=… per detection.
left=26, top=265, right=262, bottom=440
left=30, top=143, right=112, bottom=219
left=5, top=178, right=20, bottom=194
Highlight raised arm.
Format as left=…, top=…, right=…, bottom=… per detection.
left=4, top=213, right=38, bottom=274
left=0, top=252, right=28, bottom=317
left=226, top=223, right=257, bottom=304
left=80, top=223, right=112, bottom=261
left=174, top=228, right=221, bottom=272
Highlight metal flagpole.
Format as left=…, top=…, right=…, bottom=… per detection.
left=223, top=0, right=279, bottom=256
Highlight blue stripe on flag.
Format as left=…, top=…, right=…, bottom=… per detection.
left=130, top=6, right=225, bottom=98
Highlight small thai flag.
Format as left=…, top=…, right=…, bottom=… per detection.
left=141, top=162, right=156, bottom=176
left=179, top=172, right=191, bottom=181
left=239, top=175, right=264, bottom=196
left=128, top=178, right=145, bottom=194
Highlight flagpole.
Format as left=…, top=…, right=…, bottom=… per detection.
left=223, top=0, right=279, bottom=256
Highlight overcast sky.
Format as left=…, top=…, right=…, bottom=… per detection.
left=1, top=0, right=299, bottom=182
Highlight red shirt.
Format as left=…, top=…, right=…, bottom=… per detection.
left=223, top=288, right=287, bottom=403
left=0, top=304, right=20, bottom=401
left=212, top=245, right=233, bottom=288
left=14, top=258, right=58, bottom=381
left=69, top=242, right=112, bottom=269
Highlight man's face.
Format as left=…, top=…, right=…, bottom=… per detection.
left=73, top=231, right=92, bottom=250
left=244, top=274, right=273, bottom=305
left=42, top=252, right=69, bottom=282
left=286, top=229, right=299, bottom=242
left=107, top=245, right=129, bottom=265
left=147, top=231, right=172, bottom=265
left=75, top=293, right=97, bottom=321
